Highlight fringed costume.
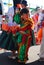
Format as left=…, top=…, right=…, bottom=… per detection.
left=17, top=19, right=33, bottom=62
left=0, top=22, right=20, bottom=51
left=39, top=21, right=44, bottom=60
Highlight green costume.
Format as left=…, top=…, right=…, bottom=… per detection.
left=13, top=13, right=21, bottom=24
left=0, top=31, right=18, bottom=50
left=16, top=20, right=32, bottom=62
left=0, top=12, right=21, bottom=51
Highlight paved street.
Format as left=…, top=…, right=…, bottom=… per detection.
left=0, top=31, right=44, bottom=65
left=0, top=45, right=44, bottom=65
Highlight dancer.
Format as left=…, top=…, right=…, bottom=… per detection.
left=39, top=21, right=44, bottom=61
left=38, top=10, right=44, bottom=61
left=17, top=8, right=33, bottom=63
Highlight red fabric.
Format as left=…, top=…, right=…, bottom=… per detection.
left=20, top=25, right=31, bottom=31
left=32, top=14, right=39, bottom=24
left=37, top=28, right=42, bottom=42
left=22, top=34, right=27, bottom=44
left=2, top=24, right=9, bottom=32
left=9, top=26, right=20, bottom=34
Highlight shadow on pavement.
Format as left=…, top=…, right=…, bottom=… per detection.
left=0, top=52, right=44, bottom=65
left=27, top=60, right=44, bottom=65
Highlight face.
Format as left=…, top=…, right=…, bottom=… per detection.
left=21, top=13, right=29, bottom=21
left=21, top=4, right=26, bottom=8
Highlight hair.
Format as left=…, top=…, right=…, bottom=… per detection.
left=21, top=0, right=28, bottom=6
left=20, top=8, right=29, bottom=15
left=13, top=0, right=21, bottom=7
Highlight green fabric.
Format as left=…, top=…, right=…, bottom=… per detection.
left=11, top=35, right=18, bottom=50
left=0, top=31, right=7, bottom=41
left=20, top=24, right=24, bottom=27
left=18, top=36, right=28, bottom=61
left=7, top=38, right=12, bottom=50
left=16, top=24, right=25, bottom=44
left=13, top=13, right=21, bottom=24
left=0, top=33, right=12, bottom=49
left=0, top=32, right=18, bottom=50
left=17, top=32, right=22, bottom=43
left=18, top=44, right=26, bottom=61
left=31, top=30, right=36, bottom=46
left=7, top=33, right=18, bottom=50
left=0, top=31, right=7, bottom=44
left=17, top=22, right=29, bottom=61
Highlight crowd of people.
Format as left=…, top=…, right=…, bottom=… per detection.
left=0, top=0, right=44, bottom=63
